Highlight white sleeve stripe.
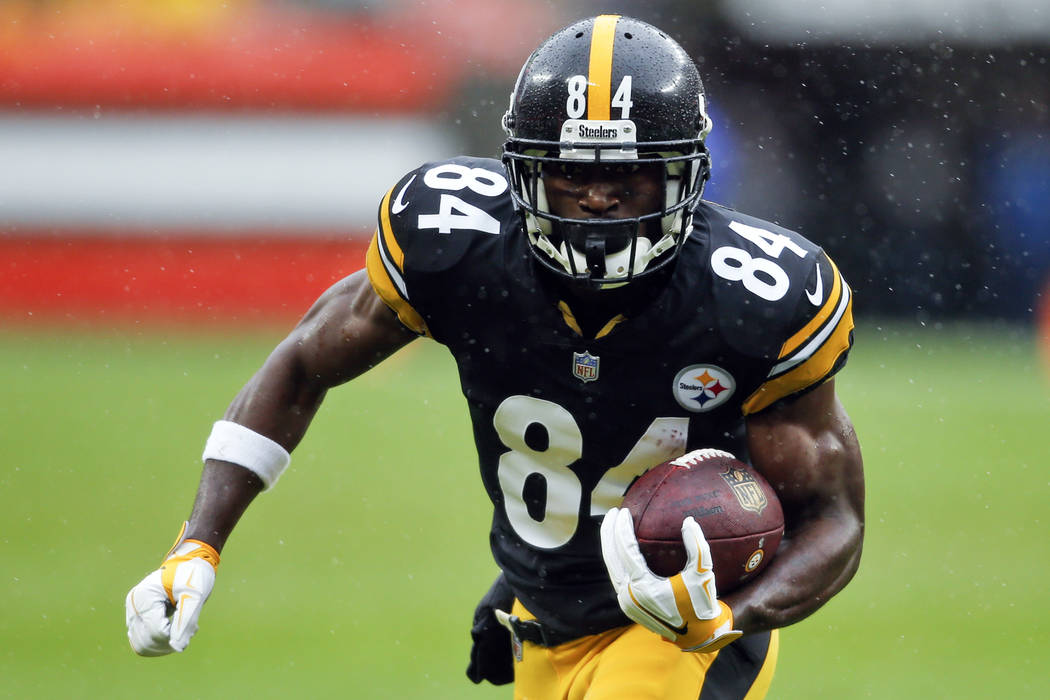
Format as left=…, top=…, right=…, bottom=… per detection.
left=768, top=275, right=850, bottom=378
left=376, top=229, right=409, bottom=300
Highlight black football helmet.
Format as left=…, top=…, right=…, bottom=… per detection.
left=502, top=15, right=712, bottom=289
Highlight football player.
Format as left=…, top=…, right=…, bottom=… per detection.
left=126, top=15, right=864, bottom=699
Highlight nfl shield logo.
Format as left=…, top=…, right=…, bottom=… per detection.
left=720, top=466, right=769, bottom=515
left=572, top=351, right=600, bottom=382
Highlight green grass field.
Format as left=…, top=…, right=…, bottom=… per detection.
left=1, top=320, right=1047, bottom=699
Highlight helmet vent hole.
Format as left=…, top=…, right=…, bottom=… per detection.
left=575, top=31, right=584, bottom=38
left=624, top=32, right=633, bottom=39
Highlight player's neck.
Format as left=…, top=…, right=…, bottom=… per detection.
left=531, top=254, right=674, bottom=337
left=557, top=298, right=624, bottom=339
left=553, top=272, right=668, bottom=339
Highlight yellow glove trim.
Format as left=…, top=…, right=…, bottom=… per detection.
left=683, top=601, right=741, bottom=653
left=668, top=574, right=733, bottom=650
left=160, top=539, right=220, bottom=605
left=162, top=522, right=189, bottom=562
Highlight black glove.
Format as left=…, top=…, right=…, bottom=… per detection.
left=466, top=572, right=515, bottom=685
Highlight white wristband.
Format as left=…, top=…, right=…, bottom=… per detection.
left=202, top=420, right=290, bottom=490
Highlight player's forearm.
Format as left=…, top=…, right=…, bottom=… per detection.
left=185, top=460, right=264, bottom=551
left=184, top=343, right=327, bottom=550
left=724, top=508, right=863, bottom=633
left=180, top=273, right=414, bottom=552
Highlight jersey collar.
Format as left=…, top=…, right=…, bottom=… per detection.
left=556, top=300, right=627, bottom=339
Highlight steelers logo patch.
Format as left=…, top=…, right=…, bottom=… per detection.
left=673, top=364, right=736, bottom=412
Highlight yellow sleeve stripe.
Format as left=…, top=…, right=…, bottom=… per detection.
left=366, top=234, right=429, bottom=336
left=373, top=214, right=409, bottom=300
left=378, top=186, right=405, bottom=271
left=741, top=288, right=854, bottom=415
left=770, top=272, right=850, bottom=378
left=779, top=257, right=842, bottom=359
left=587, top=15, right=620, bottom=120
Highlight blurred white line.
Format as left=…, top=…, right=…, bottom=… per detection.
left=0, top=113, right=460, bottom=233
left=723, top=0, right=1050, bottom=45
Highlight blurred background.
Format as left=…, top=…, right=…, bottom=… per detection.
left=2, top=0, right=1048, bottom=324
left=1, top=1, right=1048, bottom=699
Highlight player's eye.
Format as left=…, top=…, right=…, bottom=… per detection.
left=547, top=163, right=641, bottom=179
left=540, top=163, right=582, bottom=183
left=554, top=163, right=585, bottom=179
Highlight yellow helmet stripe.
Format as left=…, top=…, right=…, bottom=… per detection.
left=587, top=14, right=620, bottom=120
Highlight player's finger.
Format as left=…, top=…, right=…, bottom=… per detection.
left=599, top=508, right=628, bottom=583
left=168, top=559, right=214, bottom=652
left=680, top=517, right=721, bottom=617
left=616, top=590, right=673, bottom=640
left=168, top=590, right=204, bottom=652
left=681, top=516, right=714, bottom=574
left=126, top=588, right=174, bottom=656
left=613, top=508, right=651, bottom=579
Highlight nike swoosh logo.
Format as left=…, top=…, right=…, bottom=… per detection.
left=391, top=175, right=416, bottom=214
left=656, top=617, right=689, bottom=637
left=629, top=587, right=688, bottom=636
left=805, top=263, right=823, bottom=306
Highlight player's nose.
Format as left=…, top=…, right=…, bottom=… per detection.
left=577, top=182, right=620, bottom=217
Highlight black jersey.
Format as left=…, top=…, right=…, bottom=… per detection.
left=366, top=156, right=854, bottom=639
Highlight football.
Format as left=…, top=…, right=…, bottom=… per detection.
left=621, top=448, right=784, bottom=593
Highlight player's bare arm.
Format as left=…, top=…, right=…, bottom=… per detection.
left=185, top=269, right=417, bottom=551
left=727, top=379, right=865, bottom=633
left=126, top=270, right=414, bottom=656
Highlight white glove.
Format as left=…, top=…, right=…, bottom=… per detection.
left=600, top=507, right=742, bottom=653
left=125, top=525, right=220, bottom=656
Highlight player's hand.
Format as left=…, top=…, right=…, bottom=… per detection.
left=600, top=507, right=742, bottom=653
left=125, top=524, right=220, bottom=656
left=466, top=573, right=515, bottom=685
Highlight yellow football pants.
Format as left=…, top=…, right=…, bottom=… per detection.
left=510, top=601, right=778, bottom=700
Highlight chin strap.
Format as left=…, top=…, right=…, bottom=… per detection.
left=583, top=237, right=607, bottom=276
left=527, top=214, right=684, bottom=284
left=561, top=235, right=663, bottom=281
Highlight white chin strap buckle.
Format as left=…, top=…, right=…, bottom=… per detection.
left=563, top=237, right=654, bottom=280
